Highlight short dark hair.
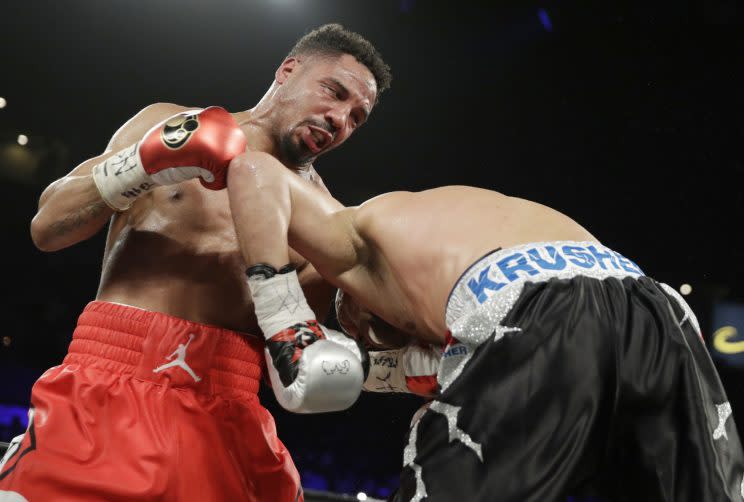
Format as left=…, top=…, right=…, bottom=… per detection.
left=287, top=23, right=392, bottom=98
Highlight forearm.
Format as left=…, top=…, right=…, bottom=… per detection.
left=227, top=155, right=291, bottom=269
left=299, top=264, right=337, bottom=321
left=30, top=175, right=113, bottom=252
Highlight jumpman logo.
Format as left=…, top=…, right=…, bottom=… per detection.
left=153, top=334, right=201, bottom=382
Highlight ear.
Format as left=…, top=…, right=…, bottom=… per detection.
left=275, top=57, right=301, bottom=85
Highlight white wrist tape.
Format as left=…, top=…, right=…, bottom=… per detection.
left=248, top=270, right=316, bottom=339
left=249, top=271, right=365, bottom=413
left=92, top=142, right=211, bottom=211
left=364, top=344, right=441, bottom=394
left=91, top=142, right=154, bottom=211
left=364, top=349, right=410, bottom=393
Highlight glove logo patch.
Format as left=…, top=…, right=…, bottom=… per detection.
left=161, top=112, right=200, bottom=149
left=294, top=325, right=321, bottom=348
left=322, top=360, right=350, bottom=375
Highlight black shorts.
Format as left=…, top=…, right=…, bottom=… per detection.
left=396, top=243, right=744, bottom=502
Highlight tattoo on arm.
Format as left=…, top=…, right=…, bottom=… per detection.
left=48, top=200, right=109, bottom=237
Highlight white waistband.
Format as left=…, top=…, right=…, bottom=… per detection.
left=445, top=241, right=644, bottom=327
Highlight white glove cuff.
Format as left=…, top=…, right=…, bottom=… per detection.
left=364, top=345, right=441, bottom=394
left=91, top=142, right=154, bottom=211
left=248, top=270, right=316, bottom=339
left=364, top=349, right=409, bottom=393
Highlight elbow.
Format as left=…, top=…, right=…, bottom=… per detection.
left=228, top=151, right=281, bottom=187
left=30, top=214, right=60, bottom=252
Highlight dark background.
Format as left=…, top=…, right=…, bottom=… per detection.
left=1, top=0, right=743, bottom=498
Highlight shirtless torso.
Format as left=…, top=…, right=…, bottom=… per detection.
left=33, top=103, right=333, bottom=334
left=9, top=30, right=389, bottom=502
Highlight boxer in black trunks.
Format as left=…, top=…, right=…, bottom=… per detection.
left=226, top=151, right=744, bottom=502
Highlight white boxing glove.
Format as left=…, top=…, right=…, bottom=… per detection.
left=247, top=264, right=368, bottom=413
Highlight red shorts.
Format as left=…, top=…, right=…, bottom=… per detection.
left=0, top=301, right=303, bottom=502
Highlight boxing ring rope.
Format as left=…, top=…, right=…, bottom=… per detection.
left=0, top=442, right=8, bottom=452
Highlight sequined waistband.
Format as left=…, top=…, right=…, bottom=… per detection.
left=445, top=241, right=644, bottom=328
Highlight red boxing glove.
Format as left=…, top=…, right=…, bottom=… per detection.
left=92, top=106, right=247, bottom=210
left=139, top=106, right=246, bottom=190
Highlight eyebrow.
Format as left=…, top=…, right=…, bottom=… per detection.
left=328, top=77, right=370, bottom=121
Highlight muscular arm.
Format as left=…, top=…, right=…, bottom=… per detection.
left=227, top=151, right=370, bottom=288
left=29, top=102, right=189, bottom=251
left=295, top=167, right=344, bottom=321
left=228, top=152, right=371, bottom=413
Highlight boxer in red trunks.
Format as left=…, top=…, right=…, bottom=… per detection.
left=0, top=24, right=390, bottom=502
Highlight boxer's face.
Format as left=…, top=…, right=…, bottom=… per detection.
left=336, top=291, right=410, bottom=350
left=274, top=53, right=377, bottom=166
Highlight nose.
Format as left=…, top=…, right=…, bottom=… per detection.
left=324, top=106, right=349, bottom=134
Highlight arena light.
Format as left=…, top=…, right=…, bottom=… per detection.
left=0, top=97, right=6, bottom=109
left=0, top=404, right=29, bottom=428
left=680, top=283, right=692, bottom=296
left=17, top=134, right=28, bottom=146
left=356, top=493, right=368, bottom=501
left=538, top=8, right=553, bottom=32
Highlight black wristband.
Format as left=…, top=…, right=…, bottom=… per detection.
left=246, top=263, right=296, bottom=279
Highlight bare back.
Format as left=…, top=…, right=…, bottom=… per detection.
left=351, top=186, right=598, bottom=343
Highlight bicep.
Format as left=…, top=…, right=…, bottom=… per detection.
left=286, top=173, right=364, bottom=281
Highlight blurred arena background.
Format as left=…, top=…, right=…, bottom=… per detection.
left=1, top=1, right=743, bottom=500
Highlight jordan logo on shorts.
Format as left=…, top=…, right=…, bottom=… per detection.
left=153, top=334, right=201, bottom=382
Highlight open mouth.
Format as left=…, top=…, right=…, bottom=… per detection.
left=301, top=125, right=333, bottom=154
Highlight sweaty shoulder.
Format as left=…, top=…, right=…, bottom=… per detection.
left=357, top=191, right=413, bottom=212
left=354, top=191, right=413, bottom=233
left=106, top=102, right=201, bottom=152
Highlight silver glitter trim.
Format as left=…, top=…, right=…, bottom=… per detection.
left=713, top=401, right=733, bottom=440
left=447, top=241, right=644, bottom=326
left=403, top=419, right=419, bottom=467
left=439, top=278, right=525, bottom=393
left=441, top=241, right=645, bottom=394
left=409, top=464, right=427, bottom=502
left=403, top=420, right=427, bottom=502
left=659, top=282, right=702, bottom=336
left=429, top=401, right=483, bottom=461
left=402, top=401, right=483, bottom=501
left=438, top=340, right=474, bottom=393
left=494, top=325, right=522, bottom=342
